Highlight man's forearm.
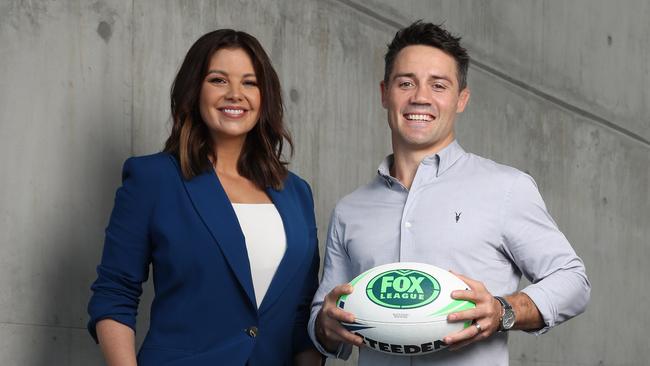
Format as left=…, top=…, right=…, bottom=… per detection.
left=505, top=292, right=544, bottom=331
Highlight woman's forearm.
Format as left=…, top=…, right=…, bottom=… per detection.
left=294, top=348, right=323, bottom=366
left=96, top=319, right=137, bottom=366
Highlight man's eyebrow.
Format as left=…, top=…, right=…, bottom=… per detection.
left=392, top=72, right=454, bottom=84
left=429, top=74, right=453, bottom=84
left=392, top=72, right=416, bottom=80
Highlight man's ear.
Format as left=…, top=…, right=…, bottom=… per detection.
left=380, top=80, right=388, bottom=109
left=456, top=87, right=470, bottom=113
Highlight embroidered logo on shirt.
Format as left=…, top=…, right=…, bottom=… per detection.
left=455, top=212, right=462, bottom=223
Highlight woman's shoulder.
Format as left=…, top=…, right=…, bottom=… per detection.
left=122, top=152, right=178, bottom=174
left=120, top=152, right=181, bottom=185
left=284, top=172, right=316, bottom=221
left=124, top=151, right=174, bottom=168
left=284, top=171, right=313, bottom=197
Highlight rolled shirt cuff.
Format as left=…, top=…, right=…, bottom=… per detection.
left=308, top=306, right=352, bottom=359
left=520, top=286, right=553, bottom=335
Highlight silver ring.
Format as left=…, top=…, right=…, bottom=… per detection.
left=474, top=322, right=482, bottom=332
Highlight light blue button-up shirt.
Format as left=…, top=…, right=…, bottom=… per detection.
left=309, top=140, right=590, bottom=365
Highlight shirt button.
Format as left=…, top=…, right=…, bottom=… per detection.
left=405, top=222, right=412, bottom=228
left=246, top=326, right=258, bottom=338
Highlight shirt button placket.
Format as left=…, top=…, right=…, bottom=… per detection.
left=401, top=170, right=423, bottom=261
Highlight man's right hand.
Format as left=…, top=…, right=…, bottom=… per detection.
left=315, top=284, right=365, bottom=353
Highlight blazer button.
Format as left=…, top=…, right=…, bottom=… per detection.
left=246, top=326, right=259, bottom=338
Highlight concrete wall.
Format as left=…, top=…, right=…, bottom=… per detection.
left=0, top=0, right=647, bottom=365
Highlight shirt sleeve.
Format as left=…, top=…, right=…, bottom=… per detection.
left=86, top=157, right=153, bottom=342
left=502, top=172, right=591, bottom=334
left=308, top=208, right=354, bottom=360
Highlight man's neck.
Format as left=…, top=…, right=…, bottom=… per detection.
left=390, top=139, right=453, bottom=189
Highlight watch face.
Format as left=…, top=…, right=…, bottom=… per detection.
left=502, top=310, right=516, bottom=329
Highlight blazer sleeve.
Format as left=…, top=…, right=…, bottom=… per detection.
left=87, top=157, right=154, bottom=342
left=292, top=178, right=320, bottom=354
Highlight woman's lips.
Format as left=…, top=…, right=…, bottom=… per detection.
left=219, top=107, right=247, bottom=119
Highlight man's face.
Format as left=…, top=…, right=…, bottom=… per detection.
left=381, top=45, right=470, bottom=154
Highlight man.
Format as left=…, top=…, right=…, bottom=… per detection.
left=308, top=21, right=590, bottom=365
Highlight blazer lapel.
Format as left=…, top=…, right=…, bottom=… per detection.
left=180, top=167, right=256, bottom=309
left=259, top=185, right=310, bottom=313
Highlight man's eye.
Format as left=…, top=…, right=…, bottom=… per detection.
left=433, top=83, right=446, bottom=90
left=399, top=81, right=414, bottom=88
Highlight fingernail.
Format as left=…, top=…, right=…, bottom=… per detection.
left=448, top=314, right=456, bottom=321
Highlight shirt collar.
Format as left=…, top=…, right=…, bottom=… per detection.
left=377, top=155, right=396, bottom=187
left=429, top=139, right=466, bottom=177
left=377, top=140, right=467, bottom=186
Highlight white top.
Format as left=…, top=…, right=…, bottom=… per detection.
left=232, top=203, right=287, bottom=308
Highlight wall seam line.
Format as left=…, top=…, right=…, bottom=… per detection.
left=130, top=0, right=135, bottom=156
left=471, top=60, right=650, bottom=147
left=0, top=321, right=86, bottom=331
left=332, top=0, right=650, bottom=148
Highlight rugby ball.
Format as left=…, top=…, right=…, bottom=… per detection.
left=337, top=262, right=475, bottom=356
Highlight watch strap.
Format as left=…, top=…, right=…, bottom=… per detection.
left=494, top=296, right=511, bottom=310
left=494, top=296, right=514, bottom=331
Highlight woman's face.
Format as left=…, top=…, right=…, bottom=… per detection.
left=199, top=47, right=261, bottom=143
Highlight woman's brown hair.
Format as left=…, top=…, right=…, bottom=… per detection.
left=164, top=29, right=293, bottom=190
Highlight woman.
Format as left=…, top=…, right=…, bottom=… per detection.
left=87, top=29, right=322, bottom=366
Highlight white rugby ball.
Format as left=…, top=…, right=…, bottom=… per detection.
left=337, top=262, right=475, bottom=356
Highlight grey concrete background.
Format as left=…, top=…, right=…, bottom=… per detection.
left=0, top=0, right=647, bottom=365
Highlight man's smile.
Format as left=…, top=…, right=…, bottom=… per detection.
left=403, top=113, right=435, bottom=122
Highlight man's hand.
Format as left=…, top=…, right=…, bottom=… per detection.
left=315, top=284, right=365, bottom=353
left=443, top=272, right=503, bottom=351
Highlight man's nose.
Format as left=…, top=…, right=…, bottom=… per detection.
left=410, top=85, right=431, bottom=104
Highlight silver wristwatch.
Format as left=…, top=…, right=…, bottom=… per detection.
left=494, top=296, right=515, bottom=331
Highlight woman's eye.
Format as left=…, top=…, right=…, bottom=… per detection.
left=243, top=80, right=258, bottom=87
left=208, top=77, right=226, bottom=84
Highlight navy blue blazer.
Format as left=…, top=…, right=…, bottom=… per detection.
left=87, top=153, right=319, bottom=365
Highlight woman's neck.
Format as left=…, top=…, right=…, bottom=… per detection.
left=212, top=135, right=246, bottom=176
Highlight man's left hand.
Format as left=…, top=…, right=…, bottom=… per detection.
left=443, top=271, right=503, bottom=350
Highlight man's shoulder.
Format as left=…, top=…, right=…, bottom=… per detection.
left=464, top=152, right=529, bottom=184
left=331, top=177, right=384, bottom=217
